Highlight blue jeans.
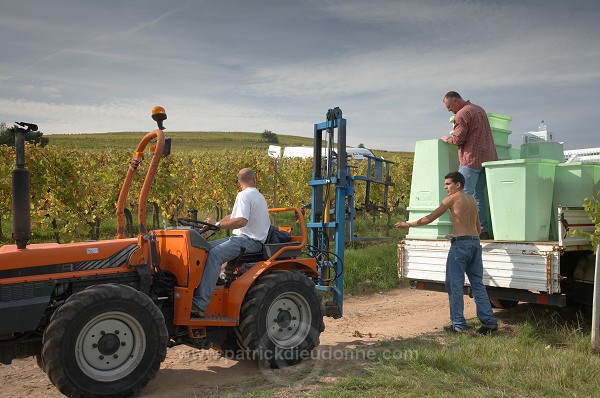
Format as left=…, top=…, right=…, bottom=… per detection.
left=458, top=165, right=489, bottom=233
left=193, top=235, right=263, bottom=310
left=445, top=239, right=497, bottom=330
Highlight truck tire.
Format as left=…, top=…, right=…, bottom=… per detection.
left=41, top=284, right=168, bottom=397
left=238, top=270, right=325, bottom=369
left=490, top=298, right=519, bottom=309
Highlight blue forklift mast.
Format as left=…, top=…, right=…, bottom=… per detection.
left=308, top=107, right=347, bottom=318
left=308, top=108, right=396, bottom=319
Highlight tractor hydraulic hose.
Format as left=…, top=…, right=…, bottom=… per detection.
left=116, top=129, right=165, bottom=239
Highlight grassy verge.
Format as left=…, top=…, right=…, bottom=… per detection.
left=212, top=305, right=600, bottom=398
left=343, top=242, right=405, bottom=295
left=311, top=307, right=598, bottom=398
left=313, top=325, right=596, bottom=396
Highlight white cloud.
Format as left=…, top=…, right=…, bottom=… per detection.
left=0, top=0, right=598, bottom=152
left=242, top=28, right=600, bottom=100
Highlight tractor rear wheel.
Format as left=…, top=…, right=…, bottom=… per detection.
left=35, top=354, right=45, bottom=371
left=41, top=284, right=168, bottom=397
left=238, top=270, right=325, bottom=368
left=212, top=329, right=248, bottom=360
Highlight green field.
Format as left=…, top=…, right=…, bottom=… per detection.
left=47, top=131, right=313, bottom=151
left=45, top=130, right=414, bottom=158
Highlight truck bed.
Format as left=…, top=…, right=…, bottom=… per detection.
left=398, top=207, right=595, bottom=305
left=398, top=239, right=561, bottom=293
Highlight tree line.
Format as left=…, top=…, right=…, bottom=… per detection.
left=0, top=122, right=49, bottom=147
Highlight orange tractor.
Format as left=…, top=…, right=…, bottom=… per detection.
left=0, top=108, right=327, bottom=397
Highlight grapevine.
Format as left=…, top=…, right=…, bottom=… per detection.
left=0, top=145, right=412, bottom=243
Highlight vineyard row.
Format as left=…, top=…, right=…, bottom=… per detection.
left=0, top=144, right=413, bottom=242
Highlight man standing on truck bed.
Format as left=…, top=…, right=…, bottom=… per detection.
left=395, top=171, right=498, bottom=334
left=441, top=91, right=497, bottom=240
left=192, top=168, right=271, bottom=318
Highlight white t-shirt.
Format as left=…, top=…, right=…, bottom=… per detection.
left=230, top=187, right=270, bottom=243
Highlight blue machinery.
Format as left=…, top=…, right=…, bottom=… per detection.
left=308, top=108, right=394, bottom=318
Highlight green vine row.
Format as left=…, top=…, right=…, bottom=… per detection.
left=0, top=144, right=412, bottom=243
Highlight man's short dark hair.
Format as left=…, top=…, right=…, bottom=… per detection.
left=238, top=168, right=256, bottom=183
left=445, top=171, right=465, bottom=188
left=444, top=91, right=462, bottom=100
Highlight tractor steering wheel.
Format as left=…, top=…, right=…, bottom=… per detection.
left=176, top=218, right=221, bottom=235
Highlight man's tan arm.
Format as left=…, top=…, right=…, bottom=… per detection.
left=395, top=200, right=450, bottom=228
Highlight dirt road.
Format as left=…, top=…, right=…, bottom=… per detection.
left=0, top=288, right=477, bottom=397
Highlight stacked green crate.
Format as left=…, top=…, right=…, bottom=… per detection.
left=509, top=148, right=521, bottom=159
left=483, top=158, right=559, bottom=241
left=521, top=141, right=564, bottom=162
left=553, top=163, right=600, bottom=206
left=487, top=113, right=513, bottom=160
left=495, top=143, right=512, bottom=160
left=406, top=139, right=459, bottom=239
left=487, top=113, right=512, bottom=130
left=549, top=163, right=600, bottom=239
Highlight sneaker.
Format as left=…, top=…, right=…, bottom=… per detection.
left=191, top=304, right=206, bottom=318
left=479, top=231, right=492, bottom=240
left=476, top=325, right=498, bottom=335
left=443, top=324, right=465, bottom=333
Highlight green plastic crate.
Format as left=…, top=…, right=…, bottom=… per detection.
left=487, top=113, right=512, bottom=130
left=407, top=139, right=459, bottom=239
left=509, top=148, right=521, bottom=160
left=491, top=127, right=511, bottom=146
left=553, top=163, right=600, bottom=206
left=520, top=141, right=564, bottom=162
left=483, top=158, right=559, bottom=241
left=495, top=143, right=512, bottom=160
left=549, top=163, right=600, bottom=240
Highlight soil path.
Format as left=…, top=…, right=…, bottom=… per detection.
left=0, top=288, right=477, bottom=397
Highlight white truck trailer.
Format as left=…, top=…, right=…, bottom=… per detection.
left=398, top=206, right=596, bottom=308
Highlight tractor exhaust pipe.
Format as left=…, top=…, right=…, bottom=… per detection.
left=12, top=122, right=36, bottom=249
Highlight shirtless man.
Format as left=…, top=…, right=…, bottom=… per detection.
left=396, top=171, right=498, bottom=334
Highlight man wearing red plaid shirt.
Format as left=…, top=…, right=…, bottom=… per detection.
left=441, top=91, right=497, bottom=239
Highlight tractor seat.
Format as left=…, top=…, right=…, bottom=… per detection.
left=234, top=225, right=300, bottom=263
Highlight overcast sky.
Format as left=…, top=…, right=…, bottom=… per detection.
left=1, top=0, right=599, bottom=151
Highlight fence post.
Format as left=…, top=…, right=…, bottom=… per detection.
left=592, top=244, right=600, bottom=353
